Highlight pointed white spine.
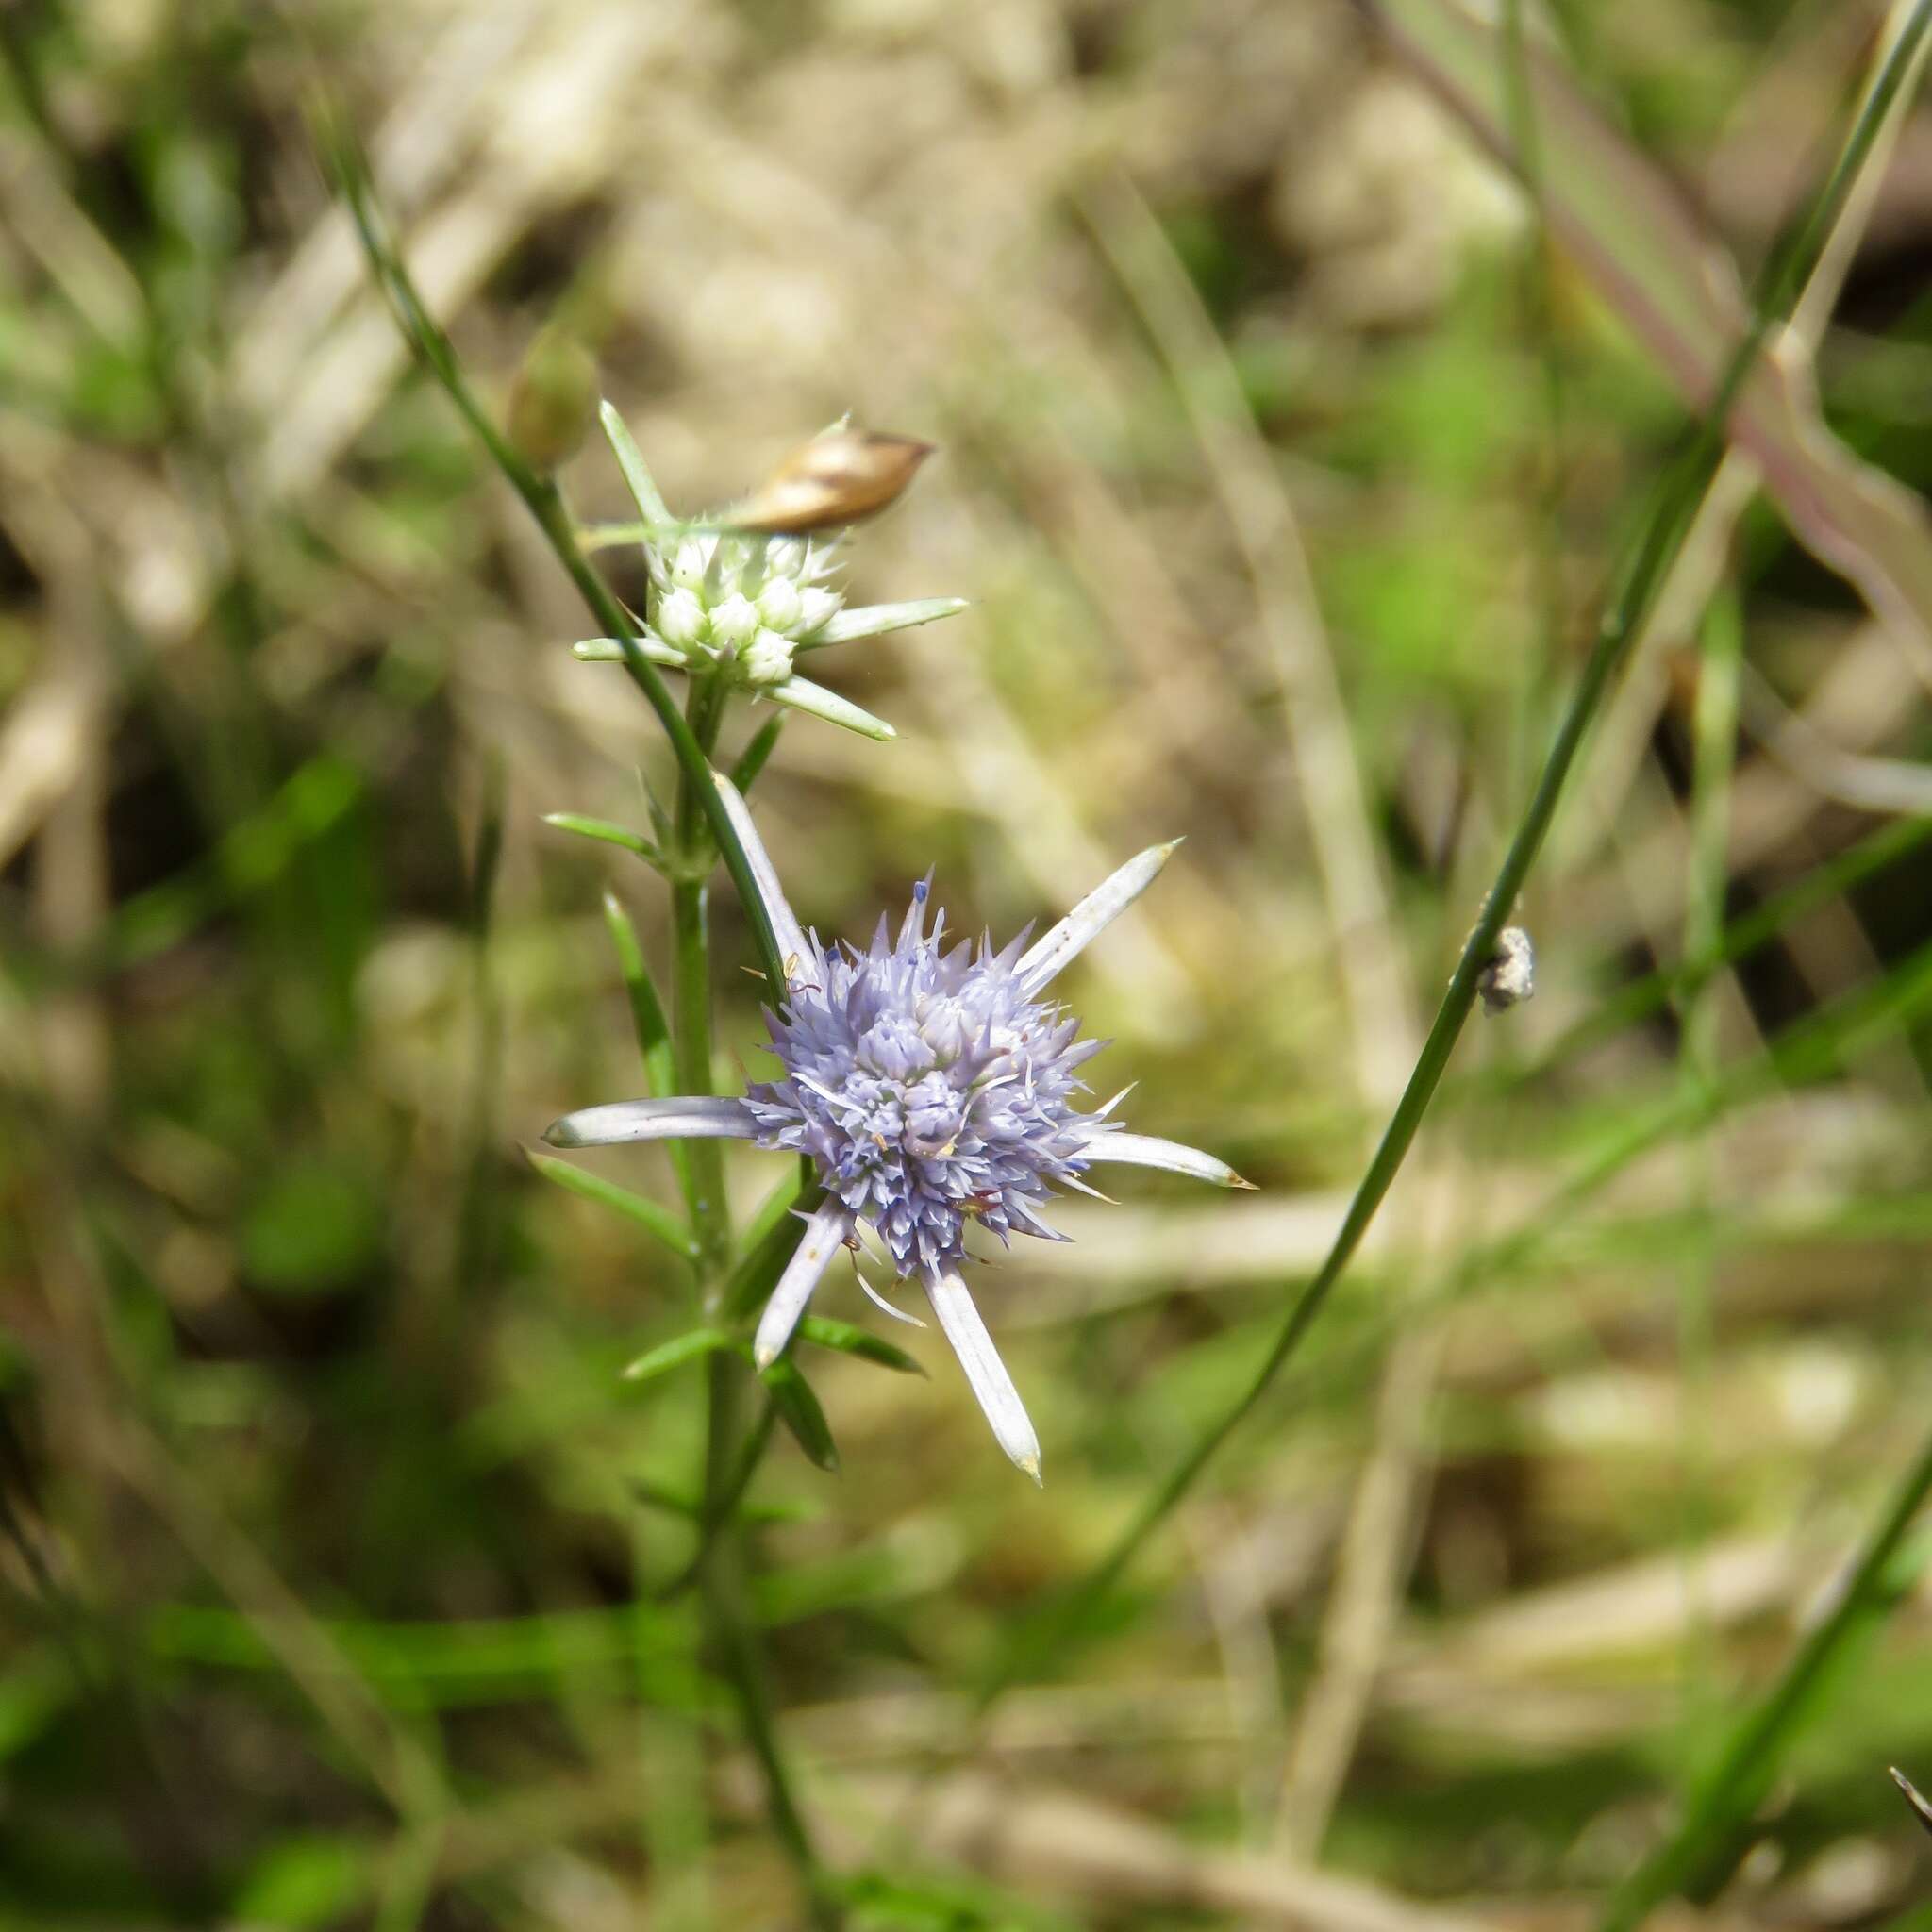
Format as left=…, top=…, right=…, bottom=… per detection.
left=926, top=1271, right=1041, bottom=1483
left=1078, top=1131, right=1253, bottom=1190
left=708, top=772, right=811, bottom=987
left=542, top=1095, right=760, bottom=1148
left=753, top=1201, right=852, bottom=1369
left=1016, top=841, right=1182, bottom=996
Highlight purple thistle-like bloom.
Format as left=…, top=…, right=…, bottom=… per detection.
left=744, top=881, right=1113, bottom=1282
left=544, top=775, right=1251, bottom=1480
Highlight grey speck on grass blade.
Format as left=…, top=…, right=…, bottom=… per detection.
left=1368, top=0, right=1932, bottom=674
left=1891, top=1767, right=1932, bottom=1838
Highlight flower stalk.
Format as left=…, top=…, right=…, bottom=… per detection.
left=325, top=123, right=841, bottom=1924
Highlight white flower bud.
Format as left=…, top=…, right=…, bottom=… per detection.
left=766, top=538, right=807, bottom=580
left=756, top=575, right=804, bottom=635
left=708, top=592, right=760, bottom=651
left=742, top=627, right=796, bottom=686
left=656, top=586, right=707, bottom=653
left=796, top=587, right=841, bottom=637
left=670, top=539, right=711, bottom=593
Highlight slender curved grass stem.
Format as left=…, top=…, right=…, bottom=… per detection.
left=1599, top=1421, right=1932, bottom=1932
left=972, top=0, right=1932, bottom=1711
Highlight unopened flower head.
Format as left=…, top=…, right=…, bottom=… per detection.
left=544, top=777, right=1253, bottom=1481
left=574, top=405, right=971, bottom=741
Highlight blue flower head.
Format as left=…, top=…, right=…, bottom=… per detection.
left=545, top=778, right=1249, bottom=1480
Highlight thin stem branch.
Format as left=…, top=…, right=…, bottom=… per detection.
left=699, top=1354, right=834, bottom=1907
left=323, top=112, right=828, bottom=1924
left=665, top=678, right=833, bottom=1925
left=324, top=120, right=788, bottom=999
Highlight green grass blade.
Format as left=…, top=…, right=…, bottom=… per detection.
left=1599, top=1426, right=1932, bottom=1932
left=970, top=1, right=1932, bottom=1711
left=325, top=125, right=789, bottom=997
left=525, top=1151, right=696, bottom=1264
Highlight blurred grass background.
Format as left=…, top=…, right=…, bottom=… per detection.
left=6, top=0, right=1932, bottom=1926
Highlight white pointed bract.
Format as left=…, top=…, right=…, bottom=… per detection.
left=541, top=801, right=1246, bottom=1477
left=927, top=1271, right=1041, bottom=1481
left=754, top=1200, right=854, bottom=1369
left=1016, top=841, right=1183, bottom=996
left=708, top=772, right=809, bottom=984
left=544, top=1095, right=759, bottom=1148
left=1080, top=1131, right=1254, bottom=1190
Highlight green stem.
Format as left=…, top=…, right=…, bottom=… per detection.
left=971, top=0, right=1932, bottom=1711
left=665, top=682, right=834, bottom=1926
left=1599, top=1422, right=1932, bottom=1932
left=698, top=1354, right=838, bottom=1926
left=656, top=1400, right=778, bottom=1604
left=325, top=126, right=788, bottom=1000
left=670, top=679, right=734, bottom=1291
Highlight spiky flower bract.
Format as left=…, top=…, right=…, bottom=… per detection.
left=544, top=777, right=1251, bottom=1479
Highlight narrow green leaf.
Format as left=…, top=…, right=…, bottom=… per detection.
left=1600, top=1427, right=1932, bottom=1931
left=526, top=1151, right=696, bottom=1262
left=759, top=1358, right=840, bottom=1472
left=629, top=1479, right=702, bottom=1518
left=598, top=400, right=672, bottom=528
left=600, top=892, right=676, bottom=1101
left=729, top=714, right=785, bottom=795
left=632, top=1475, right=810, bottom=1530
left=796, top=1315, right=925, bottom=1377
left=621, top=1327, right=744, bottom=1384
left=543, top=813, right=662, bottom=865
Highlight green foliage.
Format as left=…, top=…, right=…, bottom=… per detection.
left=6, top=4, right=1932, bottom=1928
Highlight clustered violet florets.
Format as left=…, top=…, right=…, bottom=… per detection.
left=744, top=880, right=1113, bottom=1283
left=545, top=778, right=1250, bottom=1481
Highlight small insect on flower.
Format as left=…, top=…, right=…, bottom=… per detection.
left=544, top=776, right=1253, bottom=1482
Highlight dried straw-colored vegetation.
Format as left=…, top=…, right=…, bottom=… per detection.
left=4, top=0, right=1932, bottom=1926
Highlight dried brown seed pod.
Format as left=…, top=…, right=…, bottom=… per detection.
left=727, top=429, right=935, bottom=535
